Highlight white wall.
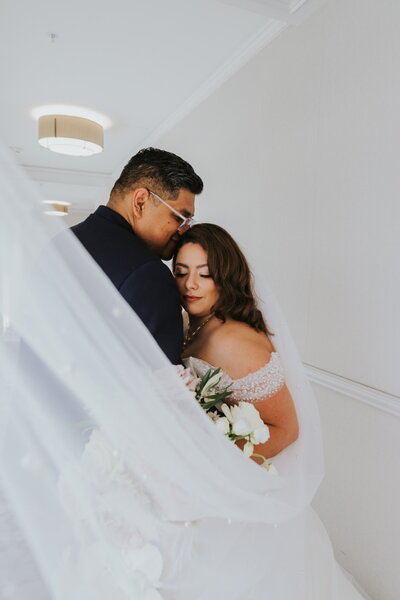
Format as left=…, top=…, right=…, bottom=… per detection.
left=313, top=384, right=400, bottom=599
left=155, top=1, right=400, bottom=598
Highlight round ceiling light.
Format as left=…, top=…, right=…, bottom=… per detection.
left=38, top=115, right=103, bottom=156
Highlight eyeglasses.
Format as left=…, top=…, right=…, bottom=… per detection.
left=147, top=188, right=194, bottom=234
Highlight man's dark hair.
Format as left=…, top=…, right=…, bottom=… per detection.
left=111, top=147, right=203, bottom=199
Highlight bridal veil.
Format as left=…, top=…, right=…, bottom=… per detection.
left=0, top=147, right=325, bottom=599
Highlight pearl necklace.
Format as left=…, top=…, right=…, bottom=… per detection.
left=183, top=315, right=214, bottom=350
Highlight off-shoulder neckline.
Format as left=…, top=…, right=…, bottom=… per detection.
left=185, top=352, right=280, bottom=385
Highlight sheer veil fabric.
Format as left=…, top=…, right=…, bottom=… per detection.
left=0, top=147, right=366, bottom=599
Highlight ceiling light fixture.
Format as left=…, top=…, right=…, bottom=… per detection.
left=32, top=105, right=112, bottom=129
left=38, top=115, right=103, bottom=156
left=42, top=200, right=71, bottom=216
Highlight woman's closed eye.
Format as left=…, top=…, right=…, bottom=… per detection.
left=174, top=272, right=211, bottom=279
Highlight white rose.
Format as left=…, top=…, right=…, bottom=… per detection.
left=251, top=425, right=270, bottom=444
left=236, top=402, right=264, bottom=430
left=231, top=404, right=257, bottom=435
left=220, top=403, right=258, bottom=437
left=232, top=418, right=252, bottom=436
left=215, top=416, right=230, bottom=435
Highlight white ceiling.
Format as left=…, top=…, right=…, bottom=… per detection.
left=0, top=0, right=324, bottom=210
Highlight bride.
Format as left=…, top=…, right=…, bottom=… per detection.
left=172, top=222, right=369, bottom=599
left=0, top=152, right=369, bottom=599
left=174, top=223, right=299, bottom=460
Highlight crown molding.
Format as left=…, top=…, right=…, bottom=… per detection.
left=136, top=0, right=326, bottom=159
left=216, top=0, right=293, bottom=21
left=215, top=0, right=326, bottom=23
left=135, top=19, right=287, bottom=156
left=288, top=0, right=328, bottom=24
left=305, top=364, right=400, bottom=418
left=289, top=0, right=308, bottom=11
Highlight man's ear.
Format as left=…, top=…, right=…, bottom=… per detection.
left=131, top=187, right=149, bottom=219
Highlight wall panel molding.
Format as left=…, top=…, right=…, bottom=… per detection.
left=305, top=364, right=400, bottom=418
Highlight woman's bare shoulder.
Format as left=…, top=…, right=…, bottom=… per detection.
left=204, top=320, right=274, bottom=379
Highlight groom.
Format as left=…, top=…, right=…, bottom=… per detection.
left=71, top=148, right=203, bottom=364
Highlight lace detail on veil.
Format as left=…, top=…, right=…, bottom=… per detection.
left=58, top=429, right=165, bottom=599
left=185, top=352, right=285, bottom=404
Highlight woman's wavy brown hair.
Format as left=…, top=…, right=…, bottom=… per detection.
left=173, top=223, right=272, bottom=335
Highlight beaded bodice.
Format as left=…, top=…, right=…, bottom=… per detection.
left=184, top=352, right=285, bottom=404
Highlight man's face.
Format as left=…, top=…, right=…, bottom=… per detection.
left=135, top=188, right=195, bottom=260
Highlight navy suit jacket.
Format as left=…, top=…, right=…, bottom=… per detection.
left=71, top=206, right=183, bottom=364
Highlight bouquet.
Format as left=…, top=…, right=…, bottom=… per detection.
left=178, top=365, right=277, bottom=473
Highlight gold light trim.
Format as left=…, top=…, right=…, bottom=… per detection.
left=42, top=200, right=71, bottom=217
left=38, top=115, right=103, bottom=156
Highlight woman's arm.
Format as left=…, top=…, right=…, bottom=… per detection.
left=205, top=324, right=299, bottom=459
left=238, top=384, right=299, bottom=460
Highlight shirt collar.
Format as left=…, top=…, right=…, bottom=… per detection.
left=95, top=205, right=134, bottom=233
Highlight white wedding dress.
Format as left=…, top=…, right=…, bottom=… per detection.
left=178, top=354, right=369, bottom=600
left=56, top=353, right=370, bottom=599
left=0, top=148, right=371, bottom=599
